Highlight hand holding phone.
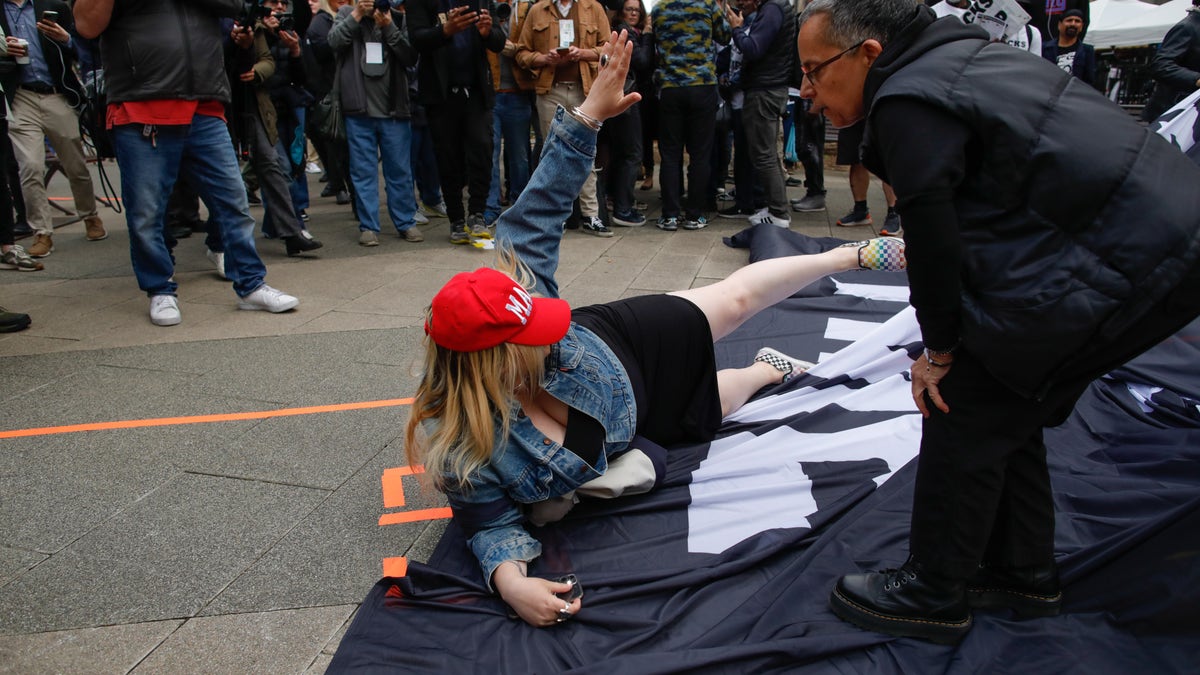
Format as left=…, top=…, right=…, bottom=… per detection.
left=41, top=10, right=59, bottom=23
left=554, top=574, right=583, bottom=603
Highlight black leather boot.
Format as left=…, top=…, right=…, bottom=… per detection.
left=830, top=558, right=971, bottom=644
left=967, top=561, right=1062, bottom=617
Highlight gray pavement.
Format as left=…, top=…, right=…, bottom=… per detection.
left=0, top=160, right=896, bottom=674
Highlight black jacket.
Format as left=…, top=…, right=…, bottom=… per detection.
left=405, top=0, right=506, bottom=108
left=734, top=0, right=794, bottom=90
left=1144, top=9, right=1200, bottom=121
left=99, top=0, right=240, bottom=105
left=0, top=0, right=82, bottom=107
left=862, top=6, right=1200, bottom=398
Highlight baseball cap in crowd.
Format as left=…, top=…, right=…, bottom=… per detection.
left=425, top=268, right=572, bottom=352
left=1061, top=8, right=1083, bottom=20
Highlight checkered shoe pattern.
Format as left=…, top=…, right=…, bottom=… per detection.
left=754, top=347, right=816, bottom=383
left=843, top=237, right=906, bottom=272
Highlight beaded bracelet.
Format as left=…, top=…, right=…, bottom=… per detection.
left=569, top=106, right=603, bottom=131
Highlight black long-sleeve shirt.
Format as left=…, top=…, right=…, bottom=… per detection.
left=868, top=98, right=973, bottom=352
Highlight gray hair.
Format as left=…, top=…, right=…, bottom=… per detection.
left=799, top=0, right=919, bottom=49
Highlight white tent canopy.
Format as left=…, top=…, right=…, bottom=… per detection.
left=1085, top=0, right=1193, bottom=49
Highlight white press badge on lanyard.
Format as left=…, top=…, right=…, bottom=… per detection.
left=559, top=19, right=575, bottom=51
left=363, top=39, right=386, bottom=77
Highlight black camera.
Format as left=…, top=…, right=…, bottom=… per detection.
left=493, top=2, right=512, bottom=21
left=376, top=0, right=403, bottom=10
left=278, top=11, right=295, bottom=31
left=238, top=0, right=271, bottom=27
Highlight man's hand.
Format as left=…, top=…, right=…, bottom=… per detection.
left=4, top=36, right=28, bottom=58
left=231, top=24, right=254, bottom=49
left=375, top=6, right=393, bottom=26
left=566, top=45, right=592, bottom=63
left=723, top=1, right=743, bottom=30
left=352, top=0, right=375, bottom=21
left=476, top=8, right=492, bottom=38
left=534, top=49, right=564, bottom=68
left=911, top=353, right=952, bottom=418
left=239, top=69, right=257, bottom=83
left=279, top=29, right=301, bottom=57
left=36, top=18, right=72, bottom=45
left=441, top=6, right=478, bottom=36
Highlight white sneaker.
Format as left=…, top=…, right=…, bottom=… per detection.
left=149, top=294, right=181, bottom=326
left=413, top=209, right=429, bottom=225
left=206, top=249, right=227, bottom=280
left=305, top=162, right=322, bottom=174
left=423, top=202, right=449, bottom=218
left=749, top=210, right=790, bottom=228
left=238, top=285, right=299, bottom=313
left=746, top=207, right=769, bottom=222
left=754, top=347, right=815, bottom=383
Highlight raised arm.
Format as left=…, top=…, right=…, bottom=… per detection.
left=72, top=0, right=114, bottom=39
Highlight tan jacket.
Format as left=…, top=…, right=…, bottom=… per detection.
left=514, top=0, right=610, bottom=95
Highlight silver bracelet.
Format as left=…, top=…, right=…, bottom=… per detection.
left=569, top=106, right=603, bottom=131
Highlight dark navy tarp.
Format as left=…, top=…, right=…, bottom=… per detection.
left=330, top=228, right=1200, bottom=673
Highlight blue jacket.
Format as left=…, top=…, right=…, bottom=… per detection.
left=435, top=108, right=646, bottom=587
left=1041, top=38, right=1096, bottom=88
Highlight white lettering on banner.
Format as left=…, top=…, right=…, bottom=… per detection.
left=688, top=307, right=923, bottom=553
left=961, top=0, right=1031, bottom=40
left=505, top=286, right=534, bottom=325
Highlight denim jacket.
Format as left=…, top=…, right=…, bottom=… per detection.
left=438, top=108, right=642, bottom=587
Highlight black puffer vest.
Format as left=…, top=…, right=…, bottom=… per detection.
left=101, top=0, right=238, bottom=105
left=862, top=9, right=1200, bottom=398
left=740, top=0, right=796, bottom=91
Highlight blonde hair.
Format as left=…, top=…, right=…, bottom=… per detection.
left=404, top=248, right=549, bottom=490
left=316, top=0, right=339, bottom=16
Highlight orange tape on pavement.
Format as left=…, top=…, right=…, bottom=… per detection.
left=0, top=397, right=414, bottom=440
left=378, top=507, right=453, bottom=526
left=382, top=556, right=409, bottom=578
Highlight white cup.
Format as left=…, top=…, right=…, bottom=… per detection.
left=13, top=38, right=29, bottom=65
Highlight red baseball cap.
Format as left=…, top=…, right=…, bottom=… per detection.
left=425, top=268, right=572, bottom=352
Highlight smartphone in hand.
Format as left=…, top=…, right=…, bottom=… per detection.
left=41, top=10, right=58, bottom=22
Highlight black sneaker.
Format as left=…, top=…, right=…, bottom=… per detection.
left=612, top=210, right=646, bottom=227
left=0, top=306, right=31, bottom=333
left=581, top=216, right=614, bottom=237
left=449, top=221, right=470, bottom=245
left=656, top=216, right=679, bottom=231
left=836, top=208, right=872, bottom=227
left=683, top=215, right=708, bottom=230
left=468, top=213, right=492, bottom=239
left=717, top=205, right=757, bottom=219
left=879, top=211, right=902, bottom=237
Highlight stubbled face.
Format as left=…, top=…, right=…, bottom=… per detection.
left=797, top=14, right=873, bottom=130
left=1060, top=16, right=1083, bottom=39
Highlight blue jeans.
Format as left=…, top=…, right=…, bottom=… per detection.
left=485, top=91, right=533, bottom=224
left=112, top=115, right=266, bottom=298
left=345, top=115, right=417, bottom=233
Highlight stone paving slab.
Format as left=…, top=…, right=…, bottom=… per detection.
left=0, top=619, right=182, bottom=675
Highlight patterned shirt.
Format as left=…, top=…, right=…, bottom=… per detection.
left=651, top=0, right=730, bottom=89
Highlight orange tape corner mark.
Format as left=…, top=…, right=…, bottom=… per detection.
left=383, top=556, right=409, bottom=578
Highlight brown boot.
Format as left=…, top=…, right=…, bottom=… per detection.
left=84, top=216, right=107, bottom=241
left=27, top=233, right=53, bottom=258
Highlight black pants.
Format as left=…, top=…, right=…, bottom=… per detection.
left=0, top=119, right=13, bottom=245
left=658, top=85, right=718, bottom=219
left=912, top=261, right=1200, bottom=579
left=426, top=94, right=493, bottom=224
left=244, top=114, right=304, bottom=239
left=731, top=109, right=766, bottom=213
left=605, top=105, right=642, bottom=215
left=794, top=99, right=825, bottom=195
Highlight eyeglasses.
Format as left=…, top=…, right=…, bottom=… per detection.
left=622, top=6, right=639, bottom=12
left=801, top=40, right=865, bottom=87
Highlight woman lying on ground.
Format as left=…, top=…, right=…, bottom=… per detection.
left=403, top=31, right=907, bottom=628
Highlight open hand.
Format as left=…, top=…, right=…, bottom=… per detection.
left=576, top=30, right=641, bottom=123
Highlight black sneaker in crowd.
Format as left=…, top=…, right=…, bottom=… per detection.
left=449, top=221, right=470, bottom=245
left=581, top=216, right=614, bottom=237
left=836, top=208, right=872, bottom=228
left=790, top=193, right=827, bottom=213
left=612, top=210, right=646, bottom=227
left=879, top=211, right=903, bottom=237
left=656, top=216, right=679, bottom=232
left=683, top=215, right=708, bottom=231
left=718, top=205, right=757, bottom=219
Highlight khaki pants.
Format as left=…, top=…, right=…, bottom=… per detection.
left=9, top=88, right=98, bottom=235
left=536, top=82, right=598, bottom=217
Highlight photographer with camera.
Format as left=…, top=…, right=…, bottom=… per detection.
left=328, top=0, right=422, bottom=245
left=260, top=0, right=317, bottom=225
left=2, top=0, right=105, bottom=260
left=407, top=0, right=506, bottom=244
left=226, top=5, right=323, bottom=256
left=73, top=0, right=301, bottom=326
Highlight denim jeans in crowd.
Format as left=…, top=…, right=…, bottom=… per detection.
left=345, top=114, right=417, bottom=234
left=112, top=114, right=266, bottom=298
left=485, top=91, right=533, bottom=224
